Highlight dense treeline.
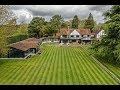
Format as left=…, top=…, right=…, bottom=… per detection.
left=28, top=14, right=97, bottom=38
left=0, top=5, right=29, bottom=57
left=92, top=5, right=120, bottom=64
left=0, top=5, right=16, bottom=57
left=7, top=34, right=28, bottom=44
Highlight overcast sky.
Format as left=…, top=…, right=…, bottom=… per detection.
left=10, top=5, right=112, bottom=24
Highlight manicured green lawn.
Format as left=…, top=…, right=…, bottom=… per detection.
left=81, top=45, right=120, bottom=80
left=0, top=43, right=119, bottom=85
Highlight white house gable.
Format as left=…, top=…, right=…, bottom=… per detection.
left=70, top=30, right=80, bottom=35
left=96, top=30, right=105, bottom=39
left=69, top=30, right=81, bottom=39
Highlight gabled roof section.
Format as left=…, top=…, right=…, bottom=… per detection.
left=58, top=28, right=73, bottom=35
left=55, top=33, right=61, bottom=38
left=70, top=29, right=80, bottom=35
left=77, top=29, right=91, bottom=35
left=93, top=29, right=103, bottom=34
left=58, top=28, right=91, bottom=36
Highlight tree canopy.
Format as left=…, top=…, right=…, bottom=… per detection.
left=84, top=13, right=95, bottom=32
left=43, top=24, right=58, bottom=37
left=28, top=17, right=46, bottom=38
left=92, top=5, right=120, bottom=64
left=50, top=15, right=64, bottom=31
left=0, top=5, right=16, bottom=57
left=72, top=15, right=79, bottom=29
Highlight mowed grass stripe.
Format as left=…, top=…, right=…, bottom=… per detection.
left=10, top=50, right=47, bottom=84
left=51, top=47, right=59, bottom=84
left=26, top=55, right=48, bottom=84
left=21, top=50, right=49, bottom=84
left=64, top=47, right=73, bottom=85
left=38, top=47, right=54, bottom=84
left=81, top=46, right=118, bottom=84
left=62, top=47, right=68, bottom=84
left=45, top=47, right=57, bottom=85
left=43, top=46, right=57, bottom=85
left=0, top=43, right=118, bottom=85
left=32, top=47, right=51, bottom=84
left=74, top=46, right=116, bottom=84
left=72, top=47, right=98, bottom=85
left=80, top=50, right=107, bottom=84
left=65, top=48, right=75, bottom=85
left=0, top=60, right=24, bottom=80
left=80, top=46, right=118, bottom=85
left=80, top=50, right=101, bottom=84
left=78, top=47, right=114, bottom=84
left=0, top=60, right=30, bottom=84
left=57, top=48, right=63, bottom=84
left=79, top=48, right=107, bottom=84
left=11, top=60, right=36, bottom=84
left=70, top=47, right=87, bottom=84
left=81, top=45, right=120, bottom=80
left=67, top=47, right=80, bottom=84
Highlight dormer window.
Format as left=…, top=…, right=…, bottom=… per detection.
left=88, top=35, right=89, bottom=37
left=82, top=35, right=83, bottom=37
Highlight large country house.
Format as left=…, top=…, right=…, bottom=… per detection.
left=8, top=28, right=105, bottom=58
left=54, top=28, right=105, bottom=44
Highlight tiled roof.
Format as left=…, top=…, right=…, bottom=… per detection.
left=93, top=30, right=102, bottom=34
left=9, top=38, right=40, bottom=51
left=56, top=28, right=91, bottom=36
left=55, top=33, right=61, bottom=38
left=77, top=29, right=91, bottom=35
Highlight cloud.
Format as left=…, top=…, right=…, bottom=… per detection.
left=10, top=5, right=112, bottom=24
left=88, top=5, right=112, bottom=12
left=12, top=9, right=33, bottom=24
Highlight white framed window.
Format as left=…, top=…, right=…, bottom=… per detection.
left=76, top=35, right=79, bottom=37
left=71, top=35, right=74, bottom=37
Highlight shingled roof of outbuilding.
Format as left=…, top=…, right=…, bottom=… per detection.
left=9, top=38, right=40, bottom=51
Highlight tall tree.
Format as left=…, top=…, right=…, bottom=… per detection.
left=43, top=24, right=58, bottom=37
left=61, top=21, right=72, bottom=28
left=84, top=13, right=94, bottom=32
left=72, top=15, right=79, bottom=29
left=28, top=17, right=45, bottom=38
left=92, top=5, right=120, bottom=63
left=50, top=15, right=64, bottom=31
left=79, top=19, right=86, bottom=29
left=0, top=5, right=16, bottom=57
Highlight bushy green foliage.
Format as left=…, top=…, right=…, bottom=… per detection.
left=92, top=5, right=120, bottom=63
left=7, top=34, right=28, bottom=44
left=43, top=24, right=58, bottom=37
left=28, top=17, right=46, bottom=38
left=0, top=5, right=16, bottom=57
left=50, top=15, right=64, bottom=30
left=16, top=24, right=28, bottom=35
